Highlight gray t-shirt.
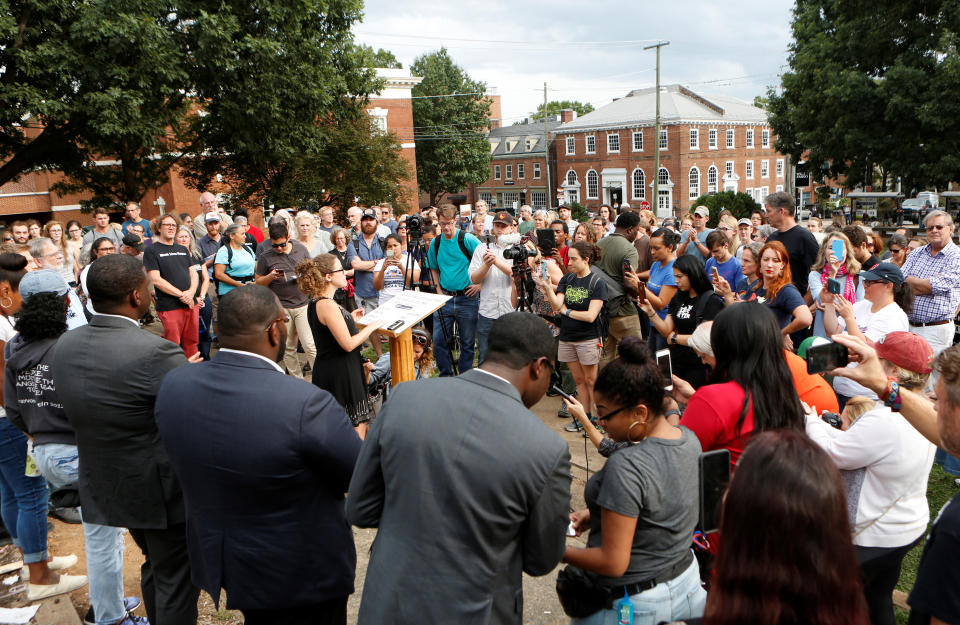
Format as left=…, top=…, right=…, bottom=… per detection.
left=584, top=426, right=701, bottom=585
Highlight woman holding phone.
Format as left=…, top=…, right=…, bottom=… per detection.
left=373, top=234, right=419, bottom=307
left=807, top=232, right=863, bottom=337
left=637, top=228, right=679, bottom=352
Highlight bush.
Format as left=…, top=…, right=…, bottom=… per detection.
left=568, top=201, right=589, bottom=223
left=688, top=192, right=761, bottom=228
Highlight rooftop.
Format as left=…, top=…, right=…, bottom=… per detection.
left=487, top=118, right=561, bottom=156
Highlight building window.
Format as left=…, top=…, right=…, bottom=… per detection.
left=745, top=161, right=754, bottom=179
left=708, top=129, right=717, bottom=149
left=479, top=191, right=493, bottom=204
left=689, top=129, right=699, bottom=149
left=586, top=135, right=596, bottom=154
left=606, top=133, right=620, bottom=153
left=776, top=158, right=784, bottom=178
left=725, top=161, right=734, bottom=177
left=531, top=191, right=546, bottom=210
left=566, top=170, right=578, bottom=185
left=534, top=162, right=541, bottom=179
left=689, top=167, right=700, bottom=199
left=586, top=170, right=599, bottom=199
left=517, top=163, right=525, bottom=179
left=760, top=186, right=769, bottom=200
left=746, top=129, right=754, bottom=148
left=632, top=168, right=645, bottom=200
left=761, top=129, right=770, bottom=148
left=707, top=166, right=718, bottom=192
left=776, top=184, right=784, bottom=192
left=505, top=164, right=512, bottom=179
left=494, top=165, right=501, bottom=180
left=658, top=167, right=670, bottom=185
left=726, top=129, right=735, bottom=148
left=633, top=131, right=643, bottom=151
left=502, top=192, right=519, bottom=208
left=760, top=160, right=769, bottom=178
left=566, top=136, right=575, bottom=155
left=659, top=129, right=668, bottom=150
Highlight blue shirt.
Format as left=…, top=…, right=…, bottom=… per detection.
left=705, top=256, right=743, bottom=290
left=121, top=218, right=154, bottom=238
left=426, top=230, right=481, bottom=292
left=346, top=235, right=386, bottom=299
left=214, top=244, right=256, bottom=295
left=682, top=228, right=713, bottom=262
left=647, top=260, right=677, bottom=320
left=756, top=283, right=806, bottom=329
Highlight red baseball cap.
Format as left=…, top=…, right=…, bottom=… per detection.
left=869, top=331, right=934, bottom=374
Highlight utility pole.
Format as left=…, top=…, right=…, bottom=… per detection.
left=644, top=41, right=669, bottom=217
left=543, top=82, right=552, bottom=212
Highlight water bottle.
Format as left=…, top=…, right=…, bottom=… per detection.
left=615, top=588, right=634, bottom=625
left=25, top=441, right=39, bottom=478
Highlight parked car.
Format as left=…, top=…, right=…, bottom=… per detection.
left=902, top=198, right=925, bottom=221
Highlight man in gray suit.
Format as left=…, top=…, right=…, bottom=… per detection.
left=53, top=255, right=201, bottom=625
left=347, top=312, right=571, bottom=625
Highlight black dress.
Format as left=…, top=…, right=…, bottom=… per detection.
left=308, top=299, right=370, bottom=426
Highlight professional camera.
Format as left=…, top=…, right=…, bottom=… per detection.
left=406, top=214, right=425, bottom=241
left=821, top=411, right=843, bottom=429
left=502, top=244, right=531, bottom=262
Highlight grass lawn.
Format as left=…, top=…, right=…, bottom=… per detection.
left=894, top=464, right=957, bottom=624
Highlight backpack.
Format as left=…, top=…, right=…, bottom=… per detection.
left=214, top=242, right=255, bottom=292
left=430, top=230, right=472, bottom=265
left=586, top=271, right=613, bottom=340
left=353, top=236, right=386, bottom=256
left=589, top=266, right=628, bottom=319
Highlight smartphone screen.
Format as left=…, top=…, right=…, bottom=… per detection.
left=656, top=349, right=673, bottom=391
left=831, top=239, right=844, bottom=263
left=806, top=342, right=849, bottom=374
left=536, top=228, right=557, bottom=256
left=711, top=267, right=720, bottom=282
left=699, top=449, right=731, bottom=534
left=540, top=262, right=549, bottom=281
left=827, top=277, right=841, bottom=294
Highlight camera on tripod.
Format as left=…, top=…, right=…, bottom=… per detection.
left=502, top=244, right=531, bottom=262
left=406, top=214, right=425, bottom=241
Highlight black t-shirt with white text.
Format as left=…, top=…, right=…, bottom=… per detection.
left=667, top=290, right=724, bottom=388
left=143, top=242, right=194, bottom=311
left=766, top=225, right=819, bottom=296
left=557, top=271, right=607, bottom=342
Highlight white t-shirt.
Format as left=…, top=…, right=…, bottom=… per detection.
left=373, top=252, right=419, bottom=307
left=833, top=300, right=909, bottom=399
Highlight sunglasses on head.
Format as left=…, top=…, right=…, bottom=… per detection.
left=412, top=331, right=430, bottom=346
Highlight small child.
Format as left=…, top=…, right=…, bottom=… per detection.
left=840, top=395, right=875, bottom=430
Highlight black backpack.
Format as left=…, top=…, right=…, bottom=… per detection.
left=429, top=230, right=473, bottom=265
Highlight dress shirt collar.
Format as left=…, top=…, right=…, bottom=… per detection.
left=474, top=366, right=512, bottom=386
left=92, top=312, right=140, bottom=328
left=217, top=348, right=285, bottom=373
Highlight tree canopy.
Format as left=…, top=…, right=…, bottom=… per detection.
left=529, top=100, right=594, bottom=122
left=767, top=0, right=960, bottom=192
left=410, top=48, right=491, bottom=206
left=360, top=45, right=402, bottom=69
left=690, top=191, right=760, bottom=227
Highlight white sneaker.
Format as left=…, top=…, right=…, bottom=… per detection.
left=20, top=554, right=78, bottom=581
left=27, top=573, right=88, bottom=600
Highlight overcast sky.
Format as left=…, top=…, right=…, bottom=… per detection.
left=354, top=0, right=796, bottom=124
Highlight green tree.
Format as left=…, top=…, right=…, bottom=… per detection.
left=767, top=0, right=960, bottom=191
left=360, top=45, right=402, bottom=69
left=529, top=100, right=594, bottom=122
left=410, top=48, right=491, bottom=206
left=690, top=191, right=760, bottom=227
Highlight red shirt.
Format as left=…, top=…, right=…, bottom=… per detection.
left=247, top=225, right=265, bottom=243
left=680, top=380, right=754, bottom=470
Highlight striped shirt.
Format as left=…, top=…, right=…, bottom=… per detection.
left=901, top=241, right=960, bottom=324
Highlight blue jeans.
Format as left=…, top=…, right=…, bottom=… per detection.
left=476, top=314, right=498, bottom=366
left=571, top=555, right=706, bottom=625
left=432, top=293, right=479, bottom=377
left=0, top=418, right=48, bottom=563
left=935, top=447, right=960, bottom=476
left=33, top=443, right=126, bottom=625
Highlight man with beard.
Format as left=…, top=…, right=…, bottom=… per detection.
left=347, top=208, right=387, bottom=358
left=469, top=211, right=519, bottom=364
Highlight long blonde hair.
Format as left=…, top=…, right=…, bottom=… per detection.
left=718, top=215, right=740, bottom=253
left=811, top=232, right=862, bottom=275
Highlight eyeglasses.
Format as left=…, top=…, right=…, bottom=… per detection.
left=596, top=404, right=632, bottom=422
left=412, top=333, right=430, bottom=346
left=397, top=225, right=407, bottom=231
left=98, top=246, right=116, bottom=253
left=926, top=224, right=947, bottom=231
left=265, top=313, right=291, bottom=332
left=161, top=223, right=177, bottom=228
left=888, top=247, right=902, bottom=254
left=328, top=268, right=346, bottom=274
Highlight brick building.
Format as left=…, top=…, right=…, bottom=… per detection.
left=553, top=84, right=787, bottom=218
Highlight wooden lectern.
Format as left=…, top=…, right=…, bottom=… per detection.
left=354, top=291, right=450, bottom=386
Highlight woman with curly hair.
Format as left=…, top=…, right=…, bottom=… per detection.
left=573, top=222, right=599, bottom=245
left=297, top=253, right=384, bottom=438
left=703, top=430, right=869, bottom=625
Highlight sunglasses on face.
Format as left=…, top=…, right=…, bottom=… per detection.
left=271, top=241, right=288, bottom=248
left=926, top=224, right=947, bottom=231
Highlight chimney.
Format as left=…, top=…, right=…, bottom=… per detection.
left=559, top=108, right=576, bottom=123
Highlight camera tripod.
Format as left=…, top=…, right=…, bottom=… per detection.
left=404, top=235, right=462, bottom=376
left=513, top=262, right=535, bottom=312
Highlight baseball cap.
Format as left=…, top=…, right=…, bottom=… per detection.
left=737, top=218, right=752, bottom=226
left=19, top=270, right=69, bottom=301
left=869, top=331, right=934, bottom=374
left=122, top=232, right=144, bottom=251
left=797, top=336, right=831, bottom=359
left=360, top=208, right=378, bottom=220
left=693, top=207, right=710, bottom=218
left=493, top=211, right=515, bottom=225
left=859, top=262, right=904, bottom=286
left=204, top=211, right=220, bottom=223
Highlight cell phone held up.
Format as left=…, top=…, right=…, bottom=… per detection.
left=827, top=277, right=842, bottom=295
left=536, top=228, right=557, bottom=257
left=806, top=341, right=849, bottom=375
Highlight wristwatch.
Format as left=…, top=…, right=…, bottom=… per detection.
left=670, top=332, right=678, bottom=345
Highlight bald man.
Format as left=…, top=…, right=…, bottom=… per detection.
left=193, top=192, right=234, bottom=240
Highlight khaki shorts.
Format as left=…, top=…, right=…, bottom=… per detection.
left=558, top=338, right=602, bottom=365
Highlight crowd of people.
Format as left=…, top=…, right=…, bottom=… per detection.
left=0, top=190, right=955, bottom=625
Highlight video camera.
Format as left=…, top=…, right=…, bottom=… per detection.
left=502, top=244, right=532, bottom=262
left=406, top=214, right=425, bottom=242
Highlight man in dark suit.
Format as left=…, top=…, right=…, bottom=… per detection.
left=52, top=255, right=200, bottom=625
left=347, top=312, right=571, bottom=625
left=155, top=286, right=362, bottom=625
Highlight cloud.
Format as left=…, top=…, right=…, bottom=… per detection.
left=356, top=0, right=793, bottom=121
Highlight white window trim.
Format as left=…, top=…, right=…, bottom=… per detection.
left=565, top=169, right=579, bottom=186
left=657, top=167, right=671, bottom=186
left=632, top=131, right=643, bottom=152
left=726, top=129, right=735, bottom=149
left=632, top=168, right=646, bottom=200
left=725, top=161, right=734, bottom=177
left=776, top=184, right=784, bottom=192
left=745, top=160, right=754, bottom=180
left=689, top=166, right=700, bottom=199
left=566, top=136, right=575, bottom=156
left=585, top=135, right=596, bottom=154
left=659, top=129, right=668, bottom=151
left=494, top=165, right=501, bottom=180
left=534, top=162, right=541, bottom=179
left=506, top=164, right=512, bottom=180
left=761, top=160, right=769, bottom=179
left=708, top=128, right=718, bottom=150
left=517, top=163, right=525, bottom=179
left=707, top=166, right=718, bottom=193
left=586, top=169, right=599, bottom=200
left=776, top=158, right=785, bottom=178
left=689, top=129, right=699, bottom=150
left=761, top=129, right=770, bottom=148
left=746, top=129, right=754, bottom=149
left=606, top=133, right=620, bottom=154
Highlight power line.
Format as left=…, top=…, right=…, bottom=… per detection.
left=356, top=31, right=662, bottom=46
